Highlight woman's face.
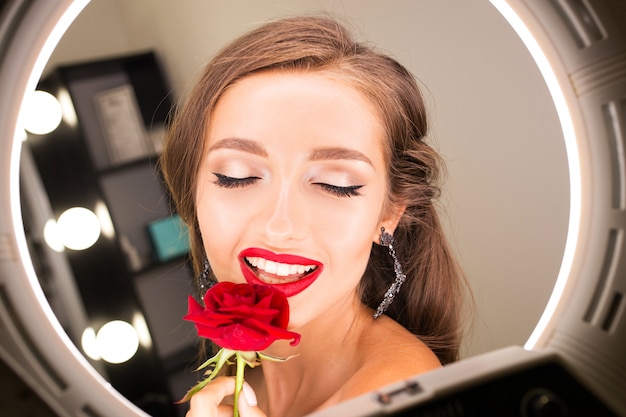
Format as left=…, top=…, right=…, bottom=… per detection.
left=196, top=71, right=397, bottom=329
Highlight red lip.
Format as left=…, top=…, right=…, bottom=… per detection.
left=238, top=248, right=323, bottom=297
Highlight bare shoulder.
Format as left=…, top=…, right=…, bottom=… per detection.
left=342, top=316, right=441, bottom=400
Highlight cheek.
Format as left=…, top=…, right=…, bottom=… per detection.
left=196, top=189, right=253, bottom=282
left=288, top=200, right=381, bottom=322
left=196, top=173, right=259, bottom=235
left=198, top=198, right=248, bottom=228
left=312, top=191, right=385, bottom=249
left=320, top=193, right=385, bottom=278
left=330, top=225, right=375, bottom=288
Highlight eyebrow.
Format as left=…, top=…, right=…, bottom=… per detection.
left=309, top=147, right=373, bottom=166
left=207, top=137, right=268, bottom=156
left=208, top=138, right=372, bottom=166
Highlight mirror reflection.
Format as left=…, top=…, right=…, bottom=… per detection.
left=18, top=1, right=569, bottom=415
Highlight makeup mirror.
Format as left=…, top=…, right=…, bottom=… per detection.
left=0, top=1, right=624, bottom=416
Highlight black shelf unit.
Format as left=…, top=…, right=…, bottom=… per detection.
left=23, top=52, right=198, bottom=417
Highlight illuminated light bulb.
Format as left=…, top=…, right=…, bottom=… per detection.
left=94, top=201, right=115, bottom=239
left=57, top=87, right=77, bottom=127
left=95, top=320, right=139, bottom=364
left=56, top=207, right=101, bottom=250
left=22, top=90, right=63, bottom=135
left=132, top=312, right=153, bottom=349
left=81, top=327, right=101, bottom=361
left=43, top=218, right=64, bottom=252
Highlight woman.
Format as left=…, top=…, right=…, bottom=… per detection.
left=160, top=15, right=468, bottom=417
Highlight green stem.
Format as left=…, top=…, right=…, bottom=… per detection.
left=178, top=348, right=236, bottom=403
left=233, top=352, right=246, bottom=417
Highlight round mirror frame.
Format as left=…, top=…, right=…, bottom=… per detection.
left=0, top=1, right=624, bottom=416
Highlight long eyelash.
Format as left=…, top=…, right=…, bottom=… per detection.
left=212, top=173, right=259, bottom=189
left=315, top=183, right=363, bottom=198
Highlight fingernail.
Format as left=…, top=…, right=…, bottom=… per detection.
left=242, top=382, right=258, bottom=407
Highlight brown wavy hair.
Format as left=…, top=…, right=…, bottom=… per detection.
left=160, top=15, right=469, bottom=365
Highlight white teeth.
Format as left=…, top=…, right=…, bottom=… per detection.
left=246, top=256, right=317, bottom=279
left=265, top=260, right=278, bottom=274
left=261, top=276, right=300, bottom=284
left=276, top=263, right=290, bottom=276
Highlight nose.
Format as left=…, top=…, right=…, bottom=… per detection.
left=262, top=181, right=306, bottom=242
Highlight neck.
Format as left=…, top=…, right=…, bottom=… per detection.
left=255, top=299, right=373, bottom=417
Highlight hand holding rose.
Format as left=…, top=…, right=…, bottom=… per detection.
left=180, top=282, right=301, bottom=417
left=184, top=377, right=264, bottom=417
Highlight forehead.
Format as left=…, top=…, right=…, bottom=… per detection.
left=222, top=70, right=374, bottom=107
left=207, top=71, right=385, bottom=147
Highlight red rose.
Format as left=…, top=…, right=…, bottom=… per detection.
left=184, top=282, right=301, bottom=351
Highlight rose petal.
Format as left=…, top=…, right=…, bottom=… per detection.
left=242, top=317, right=301, bottom=347
left=185, top=282, right=301, bottom=351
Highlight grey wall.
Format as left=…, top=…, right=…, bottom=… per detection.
left=44, top=0, right=570, bottom=358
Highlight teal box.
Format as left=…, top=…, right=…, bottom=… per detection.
left=147, top=215, right=190, bottom=262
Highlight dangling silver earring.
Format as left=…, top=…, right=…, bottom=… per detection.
left=198, top=257, right=215, bottom=298
left=373, top=227, right=407, bottom=319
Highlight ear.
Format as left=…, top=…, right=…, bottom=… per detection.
left=373, top=203, right=407, bottom=243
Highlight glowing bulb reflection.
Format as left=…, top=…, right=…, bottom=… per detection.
left=57, top=87, right=77, bottom=127
left=43, top=218, right=64, bottom=252
left=95, top=320, right=139, bottom=364
left=56, top=207, right=101, bottom=250
left=132, top=312, right=153, bottom=349
left=81, top=327, right=101, bottom=361
left=95, top=201, right=115, bottom=239
left=22, top=90, right=63, bottom=135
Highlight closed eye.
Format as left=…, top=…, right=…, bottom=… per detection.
left=213, top=172, right=260, bottom=189
left=314, top=183, right=363, bottom=198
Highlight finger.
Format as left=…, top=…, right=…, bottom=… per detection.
left=237, top=382, right=266, bottom=417
left=187, top=377, right=237, bottom=417
left=186, top=406, right=234, bottom=417
left=217, top=404, right=236, bottom=417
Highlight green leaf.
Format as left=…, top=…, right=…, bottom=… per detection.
left=257, top=352, right=299, bottom=363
